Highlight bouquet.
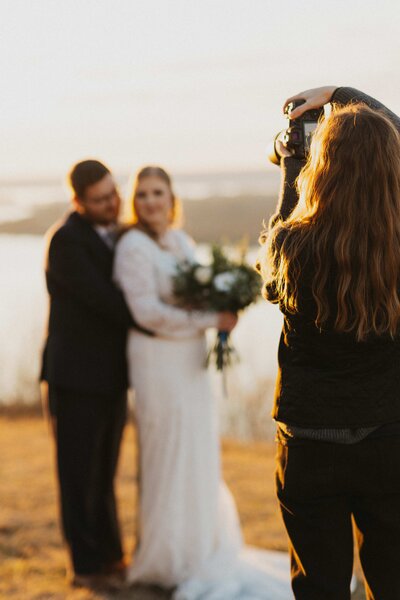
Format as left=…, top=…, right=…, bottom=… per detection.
left=173, top=245, right=261, bottom=371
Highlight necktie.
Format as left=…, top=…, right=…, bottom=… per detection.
left=104, top=229, right=117, bottom=249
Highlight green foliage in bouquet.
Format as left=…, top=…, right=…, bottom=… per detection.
left=173, top=244, right=261, bottom=374
left=173, top=244, right=261, bottom=313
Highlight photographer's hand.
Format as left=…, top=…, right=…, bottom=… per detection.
left=275, top=140, right=292, bottom=159
left=283, top=86, right=338, bottom=119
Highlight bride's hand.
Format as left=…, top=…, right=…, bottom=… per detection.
left=283, top=86, right=338, bottom=119
left=217, top=312, right=238, bottom=332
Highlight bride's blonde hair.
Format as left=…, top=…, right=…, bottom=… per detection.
left=129, top=166, right=182, bottom=227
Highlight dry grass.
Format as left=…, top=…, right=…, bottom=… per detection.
left=0, top=416, right=366, bottom=599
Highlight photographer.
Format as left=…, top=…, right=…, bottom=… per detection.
left=259, top=87, right=400, bottom=600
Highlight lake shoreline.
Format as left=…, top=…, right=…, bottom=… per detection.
left=0, top=193, right=277, bottom=244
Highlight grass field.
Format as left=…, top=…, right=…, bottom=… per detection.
left=0, top=415, right=366, bottom=599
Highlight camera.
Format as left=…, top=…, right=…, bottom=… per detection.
left=269, top=99, right=324, bottom=165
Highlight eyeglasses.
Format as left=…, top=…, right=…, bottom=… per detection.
left=84, top=188, right=119, bottom=206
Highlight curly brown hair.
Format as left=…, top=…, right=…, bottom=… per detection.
left=261, top=103, right=400, bottom=341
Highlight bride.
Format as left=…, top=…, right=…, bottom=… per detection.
left=113, top=166, right=292, bottom=599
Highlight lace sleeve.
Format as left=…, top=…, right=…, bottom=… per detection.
left=113, top=232, right=218, bottom=336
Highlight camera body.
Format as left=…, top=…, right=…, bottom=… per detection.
left=269, top=99, right=324, bottom=165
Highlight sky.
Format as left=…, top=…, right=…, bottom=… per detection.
left=0, top=0, right=399, bottom=180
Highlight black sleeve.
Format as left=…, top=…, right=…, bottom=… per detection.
left=258, top=158, right=304, bottom=303
left=268, top=156, right=306, bottom=229
left=332, top=87, right=400, bottom=131
left=48, top=230, right=134, bottom=328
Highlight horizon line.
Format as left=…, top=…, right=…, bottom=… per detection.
left=0, top=166, right=279, bottom=188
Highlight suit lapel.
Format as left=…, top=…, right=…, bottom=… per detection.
left=66, top=212, right=115, bottom=272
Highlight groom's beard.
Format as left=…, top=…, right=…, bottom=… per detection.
left=76, top=198, right=121, bottom=226
left=81, top=212, right=120, bottom=227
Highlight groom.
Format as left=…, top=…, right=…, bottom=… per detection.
left=41, top=159, right=140, bottom=590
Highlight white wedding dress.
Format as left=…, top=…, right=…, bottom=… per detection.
left=113, top=228, right=292, bottom=600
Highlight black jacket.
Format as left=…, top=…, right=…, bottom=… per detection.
left=265, top=88, right=400, bottom=428
left=41, top=211, right=134, bottom=394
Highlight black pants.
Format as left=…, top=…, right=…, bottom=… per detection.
left=49, top=386, right=127, bottom=575
left=276, top=435, right=400, bottom=600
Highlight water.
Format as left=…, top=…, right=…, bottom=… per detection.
left=0, top=169, right=280, bottom=224
left=0, top=235, right=48, bottom=403
left=0, top=234, right=283, bottom=439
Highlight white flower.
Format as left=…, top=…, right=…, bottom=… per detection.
left=194, top=265, right=213, bottom=285
left=213, top=271, right=237, bottom=293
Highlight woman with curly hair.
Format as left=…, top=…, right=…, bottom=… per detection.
left=259, top=86, right=400, bottom=600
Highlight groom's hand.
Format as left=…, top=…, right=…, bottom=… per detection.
left=217, top=312, right=238, bottom=332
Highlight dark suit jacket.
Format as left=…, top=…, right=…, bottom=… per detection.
left=41, top=211, right=134, bottom=394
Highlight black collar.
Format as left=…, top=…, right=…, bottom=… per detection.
left=65, top=211, right=115, bottom=256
